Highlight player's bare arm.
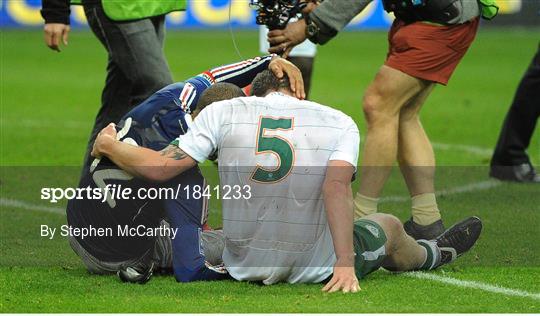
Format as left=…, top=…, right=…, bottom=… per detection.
left=160, top=145, right=190, bottom=161
left=321, top=160, right=360, bottom=294
left=91, top=123, right=196, bottom=182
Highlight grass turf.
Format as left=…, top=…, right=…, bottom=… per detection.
left=1, top=28, right=539, bottom=312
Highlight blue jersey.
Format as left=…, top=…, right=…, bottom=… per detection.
left=119, top=55, right=274, bottom=150
left=68, top=55, right=273, bottom=282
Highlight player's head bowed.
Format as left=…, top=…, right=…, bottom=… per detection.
left=251, top=70, right=292, bottom=97
left=192, top=83, right=245, bottom=118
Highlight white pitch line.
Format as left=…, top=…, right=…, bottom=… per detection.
left=432, top=142, right=493, bottom=157
left=406, top=271, right=540, bottom=300
left=0, top=198, right=64, bottom=215
left=381, top=179, right=502, bottom=203
left=0, top=119, right=89, bottom=130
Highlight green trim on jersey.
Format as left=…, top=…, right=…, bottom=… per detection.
left=353, top=219, right=388, bottom=279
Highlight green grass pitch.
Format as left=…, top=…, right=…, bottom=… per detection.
left=1, top=28, right=539, bottom=313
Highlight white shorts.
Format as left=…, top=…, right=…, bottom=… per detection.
left=259, top=25, right=317, bottom=58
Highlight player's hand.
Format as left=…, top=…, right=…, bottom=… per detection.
left=267, top=19, right=308, bottom=59
left=268, top=57, right=306, bottom=99
left=44, top=23, right=70, bottom=52
left=322, top=262, right=360, bottom=293
left=205, top=261, right=228, bottom=274
left=91, top=123, right=118, bottom=158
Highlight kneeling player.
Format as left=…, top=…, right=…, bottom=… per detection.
left=67, top=56, right=304, bottom=283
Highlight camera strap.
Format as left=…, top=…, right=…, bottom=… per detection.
left=382, top=0, right=463, bottom=25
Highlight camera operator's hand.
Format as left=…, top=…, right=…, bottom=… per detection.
left=268, top=56, right=306, bottom=99
left=301, top=0, right=320, bottom=14
left=267, top=19, right=308, bottom=58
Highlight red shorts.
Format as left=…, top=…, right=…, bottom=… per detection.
left=385, top=18, right=480, bottom=85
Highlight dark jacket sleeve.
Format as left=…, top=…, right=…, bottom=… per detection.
left=41, top=0, right=71, bottom=24
left=310, top=0, right=373, bottom=44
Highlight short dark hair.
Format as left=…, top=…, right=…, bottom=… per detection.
left=250, top=70, right=291, bottom=97
left=194, top=82, right=245, bottom=114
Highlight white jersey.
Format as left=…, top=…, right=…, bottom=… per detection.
left=176, top=92, right=360, bottom=284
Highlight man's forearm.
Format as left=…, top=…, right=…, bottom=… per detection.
left=210, top=55, right=274, bottom=88
left=323, top=181, right=355, bottom=264
left=311, top=0, right=372, bottom=44
left=99, top=141, right=193, bottom=182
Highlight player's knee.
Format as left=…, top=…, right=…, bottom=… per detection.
left=363, top=213, right=403, bottom=240
left=362, top=91, right=396, bottom=126
left=362, top=92, right=380, bottom=120
left=378, top=214, right=403, bottom=236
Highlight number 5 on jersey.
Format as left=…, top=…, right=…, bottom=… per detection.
left=251, top=116, right=295, bottom=183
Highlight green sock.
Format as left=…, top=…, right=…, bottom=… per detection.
left=417, top=239, right=441, bottom=270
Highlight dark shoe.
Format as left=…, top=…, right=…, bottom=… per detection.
left=118, top=261, right=154, bottom=284
left=404, top=218, right=445, bottom=240
left=490, top=163, right=540, bottom=183
left=434, top=216, right=482, bottom=268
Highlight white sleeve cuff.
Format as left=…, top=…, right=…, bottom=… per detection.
left=329, top=153, right=357, bottom=170
left=177, top=142, right=207, bottom=163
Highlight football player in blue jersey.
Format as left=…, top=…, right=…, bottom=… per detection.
left=67, top=55, right=304, bottom=284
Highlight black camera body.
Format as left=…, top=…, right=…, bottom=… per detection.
left=250, top=0, right=308, bottom=30
left=382, top=0, right=462, bottom=24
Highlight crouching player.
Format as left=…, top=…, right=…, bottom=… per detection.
left=67, top=55, right=305, bottom=283
left=90, top=70, right=483, bottom=292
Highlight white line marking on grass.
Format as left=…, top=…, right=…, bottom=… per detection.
left=432, top=142, right=493, bottom=157
left=406, top=271, right=540, bottom=300
left=381, top=179, right=502, bottom=203
left=0, top=119, right=89, bottom=130
left=0, top=198, right=64, bottom=215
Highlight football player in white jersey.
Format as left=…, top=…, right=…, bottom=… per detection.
left=91, top=70, right=483, bottom=293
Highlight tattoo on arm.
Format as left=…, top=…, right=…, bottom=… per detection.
left=160, top=145, right=188, bottom=160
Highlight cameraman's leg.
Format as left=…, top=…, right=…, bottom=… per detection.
left=81, top=5, right=172, bottom=169
left=354, top=66, right=426, bottom=218
left=397, top=84, right=443, bottom=227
